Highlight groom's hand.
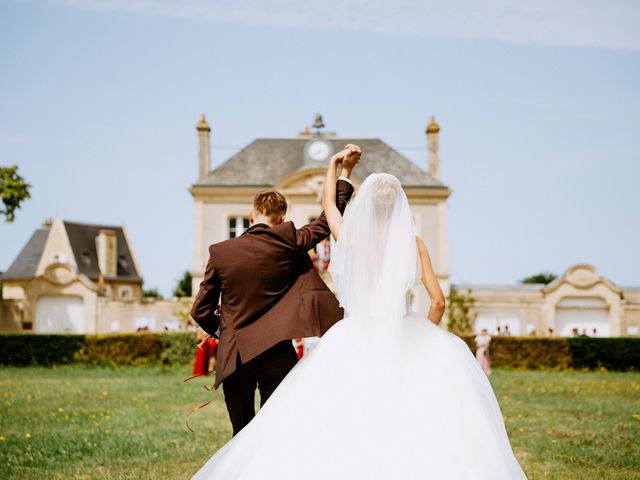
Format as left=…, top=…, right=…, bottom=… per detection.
left=342, top=144, right=361, bottom=174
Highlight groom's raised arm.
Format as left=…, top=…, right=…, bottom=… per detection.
left=294, top=178, right=354, bottom=252
left=190, top=247, right=221, bottom=337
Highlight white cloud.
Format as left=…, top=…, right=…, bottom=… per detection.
left=47, top=0, right=640, bottom=50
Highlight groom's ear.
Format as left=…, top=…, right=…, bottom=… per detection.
left=249, top=211, right=255, bottom=224
left=275, top=215, right=285, bottom=225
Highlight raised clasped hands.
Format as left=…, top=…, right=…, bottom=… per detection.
left=333, top=144, right=361, bottom=173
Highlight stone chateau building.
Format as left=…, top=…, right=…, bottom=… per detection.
left=190, top=114, right=639, bottom=338
left=1, top=114, right=637, bottom=337
left=460, top=265, right=640, bottom=337
left=0, top=217, right=181, bottom=333
left=190, top=114, right=451, bottom=316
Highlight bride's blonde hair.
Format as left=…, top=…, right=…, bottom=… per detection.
left=371, top=174, right=400, bottom=217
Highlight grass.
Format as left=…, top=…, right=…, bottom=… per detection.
left=0, top=367, right=639, bottom=479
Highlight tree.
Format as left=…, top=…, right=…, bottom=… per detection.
left=143, top=288, right=163, bottom=299
left=173, top=298, right=197, bottom=330
left=520, top=272, right=557, bottom=285
left=173, top=270, right=192, bottom=298
left=447, top=286, right=475, bottom=336
left=0, top=166, right=31, bottom=222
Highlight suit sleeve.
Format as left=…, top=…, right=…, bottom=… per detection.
left=294, top=179, right=355, bottom=251
left=190, top=247, right=221, bottom=337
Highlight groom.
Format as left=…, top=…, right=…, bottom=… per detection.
left=191, top=146, right=360, bottom=435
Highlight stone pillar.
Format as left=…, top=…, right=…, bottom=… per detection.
left=197, top=114, right=211, bottom=179
left=426, top=116, right=440, bottom=180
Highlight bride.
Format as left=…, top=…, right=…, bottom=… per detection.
left=192, top=146, right=527, bottom=479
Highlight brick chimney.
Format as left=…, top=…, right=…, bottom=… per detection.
left=197, top=114, right=211, bottom=178
left=96, top=229, right=117, bottom=277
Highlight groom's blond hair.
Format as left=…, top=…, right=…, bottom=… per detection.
left=253, top=190, right=288, bottom=222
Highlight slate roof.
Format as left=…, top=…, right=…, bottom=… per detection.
left=194, top=138, right=448, bottom=188
left=64, top=221, right=142, bottom=282
left=1, top=228, right=50, bottom=280
left=1, top=221, right=142, bottom=282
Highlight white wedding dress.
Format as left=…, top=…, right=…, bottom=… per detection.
left=193, top=174, right=527, bottom=480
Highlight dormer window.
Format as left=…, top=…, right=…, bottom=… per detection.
left=80, top=249, right=91, bottom=267
left=54, top=252, right=67, bottom=263
left=117, top=254, right=128, bottom=270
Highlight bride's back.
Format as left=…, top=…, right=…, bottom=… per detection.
left=329, top=173, right=417, bottom=322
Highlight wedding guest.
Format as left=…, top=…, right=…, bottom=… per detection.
left=548, top=328, right=554, bottom=337
left=474, top=329, right=492, bottom=376
left=496, top=326, right=502, bottom=336
left=529, top=329, right=537, bottom=337
left=503, top=325, right=511, bottom=336
left=592, top=327, right=598, bottom=337
left=571, top=327, right=580, bottom=337
left=193, top=329, right=218, bottom=376
left=294, top=338, right=304, bottom=360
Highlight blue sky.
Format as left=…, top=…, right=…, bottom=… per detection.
left=1, top=0, right=639, bottom=296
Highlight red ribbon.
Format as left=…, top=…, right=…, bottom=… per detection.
left=183, top=370, right=219, bottom=432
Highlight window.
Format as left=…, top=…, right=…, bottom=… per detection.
left=101, top=285, right=112, bottom=298
left=228, top=217, right=250, bottom=238
left=54, top=252, right=67, bottom=263
left=117, top=254, right=128, bottom=270
left=118, top=286, right=133, bottom=300
left=80, top=249, right=91, bottom=267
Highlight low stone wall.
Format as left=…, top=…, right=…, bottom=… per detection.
left=0, top=300, right=22, bottom=332
left=96, top=298, right=192, bottom=333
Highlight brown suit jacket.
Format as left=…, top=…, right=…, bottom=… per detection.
left=191, top=179, right=354, bottom=386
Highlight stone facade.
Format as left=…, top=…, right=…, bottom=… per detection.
left=0, top=217, right=188, bottom=334
left=459, top=265, right=640, bottom=337
left=190, top=115, right=451, bottom=318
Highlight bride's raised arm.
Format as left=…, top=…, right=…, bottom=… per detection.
left=322, top=145, right=360, bottom=241
left=416, top=236, right=446, bottom=324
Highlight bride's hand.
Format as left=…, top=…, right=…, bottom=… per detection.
left=331, top=144, right=361, bottom=165
left=342, top=144, right=361, bottom=171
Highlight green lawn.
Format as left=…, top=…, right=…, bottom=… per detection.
left=0, top=367, right=638, bottom=479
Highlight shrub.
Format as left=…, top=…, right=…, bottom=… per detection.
left=0, top=332, right=197, bottom=367
left=76, top=334, right=164, bottom=366
left=1, top=333, right=638, bottom=371
left=0, top=334, right=86, bottom=366
left=568, top=337, right=640, bottom=371
left=460, top=335, right=640, bottom=371
left=159, top=332, right=197, bottom=366
left=490, top=337, right=572, bottom=370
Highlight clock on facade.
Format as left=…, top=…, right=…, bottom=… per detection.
left=306, top=140, right=333, bottom=162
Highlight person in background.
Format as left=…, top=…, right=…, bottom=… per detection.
left=548, top=328, right=554, bottom=337
left=294, top=338, right=304, bottom=360
left=193, top=329, right=218, bottom=376
left=474, top=328, right=492, bottom=376
left=503, top=325, right=511, bottom=336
